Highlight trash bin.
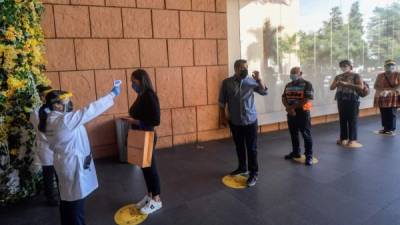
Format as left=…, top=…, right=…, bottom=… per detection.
left=115, top=118, right=130, bottom=163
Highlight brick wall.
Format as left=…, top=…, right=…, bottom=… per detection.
left=40, top=0, right=379, bottom=158
left=41, top=0, right=229, bottom=157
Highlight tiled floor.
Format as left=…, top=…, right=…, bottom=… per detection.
left=2, top=116, right=400, bottom=225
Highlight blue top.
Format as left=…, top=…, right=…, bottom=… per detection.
left=219, top=75, right=268, bottom=126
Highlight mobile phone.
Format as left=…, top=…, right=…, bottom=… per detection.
left=83, top=155, right=92, bottom=170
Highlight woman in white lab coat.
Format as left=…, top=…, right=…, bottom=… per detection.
left=38, top=85, right=120, bottom=225
left=30, top=85, right=59, bottom=206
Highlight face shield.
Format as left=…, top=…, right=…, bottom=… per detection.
left=62, top=100, right=73, bottom=113
left=385, top=64, right=396, bottom=73
left=59, top=92, right=73, bottom=113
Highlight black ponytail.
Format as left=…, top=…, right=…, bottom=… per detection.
left=38, top=104, right=49, bottom=133
left=36, top=84, right=52, bottom=94
left=38, top=90, right=68, bottom=133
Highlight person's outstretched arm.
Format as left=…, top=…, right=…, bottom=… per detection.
left=63, top=87, right=120, bottom=130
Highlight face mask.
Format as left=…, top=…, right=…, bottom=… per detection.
left=239, top=69, right=248, bottom=79
left=290, top=74, right=299, bottom=81
left=385, top=65, right=395, bottom=73
left=131, top=82, right=141, bottom=94
left=340, top=66, right=351, bottom=73
left=64, top=101, right=73, bottom=113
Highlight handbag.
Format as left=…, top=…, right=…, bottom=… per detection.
left=352, top=73, right=369, bottom=97
left=127, top=129, right=155, bottom=168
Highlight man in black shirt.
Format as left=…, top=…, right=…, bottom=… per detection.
left=282, top=67, right=314, bottom=166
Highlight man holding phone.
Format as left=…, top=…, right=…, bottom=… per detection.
left=218, top=59, right=268, bottom=187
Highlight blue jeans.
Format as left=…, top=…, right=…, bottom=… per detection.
left=229, top=120, right=259, bottom=175
left=287, top=110, right=313, bottom=157
left=42, top=165, right=58, bottom=200
left=338, top=100, right=360, bottom=141
left=132, top=123, right=161, bottom=196
left=380, top=107, right=397, bottom=131
left=141, top=135, right=160, bottom=196
left=60, top=198, right=85, bottom=225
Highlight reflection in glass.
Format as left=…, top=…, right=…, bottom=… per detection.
left=238, top=0, right=400, bottom=121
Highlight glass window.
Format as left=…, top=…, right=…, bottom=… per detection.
left=228, top=0, right=400, bottom=124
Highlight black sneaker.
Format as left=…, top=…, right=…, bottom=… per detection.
left=247, top=175, right=258, bottom=187
left=383, top=130, right=396, bottom=136
left=305, top=156, right=313, bottom=166
left=378, top=129, right=386, bottom=134
left=284, top=152, right=301, bottom=160
left=229, top=168, right=248, bottom=176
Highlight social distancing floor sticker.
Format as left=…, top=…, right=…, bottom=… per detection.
left=222, top=175, right=248, bottom=189
left=114, top=204, right=148, bottom=225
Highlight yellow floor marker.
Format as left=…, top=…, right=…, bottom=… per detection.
left=292, top=155, right=319, bottom=164
left=222, top=175, right=248, bottom=189
left=343, top=143, right=363, bottom=149
left=114, top=204, right=148, bottom=225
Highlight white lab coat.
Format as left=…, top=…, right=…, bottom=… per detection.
left=30, top=108, right=54, bottom=166
left=45, top=93, right=115, bottom=201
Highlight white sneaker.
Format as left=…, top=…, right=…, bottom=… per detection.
left=140, top=199, right=162, bottom=215
left=135, top=195, right=150, bottom=209
left=346, top=141, right=363, bottom=148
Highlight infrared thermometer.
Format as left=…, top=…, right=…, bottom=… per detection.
left=113, top=80, right=122, bottom=87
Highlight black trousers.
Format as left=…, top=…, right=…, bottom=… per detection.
left=229, top=120, right=259, bottom=175
left=142, top=136, right=161, bottom=196
left=380, top=107, right=397, bottom=131
left=338, top=100, right=360, bottom=141
left=60, top=198, right=86, bottom=225
left=42, top=165, right=58, bottom=200
left=287, top=110, right=313, bottom=157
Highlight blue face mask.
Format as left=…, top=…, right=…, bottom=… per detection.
left=132, top=82, right=141, bottom=94
left=385, top=65, right=395, bottom=73
left=131, top=82, right=141, bottom=94
left=290, top=74, right=299, bottom=81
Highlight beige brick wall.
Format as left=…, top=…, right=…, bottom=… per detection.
left=41, top=0, right=229, bottom=158
left=41, top=0, right=378, bottom=158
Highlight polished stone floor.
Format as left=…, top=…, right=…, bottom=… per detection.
left=2, top=116, right=400, bottom=225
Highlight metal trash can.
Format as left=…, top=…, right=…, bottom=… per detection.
left=115, top=118, right=130, bottom=162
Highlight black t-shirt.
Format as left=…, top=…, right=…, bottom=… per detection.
left=129, top=90, right=160, bottom=130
